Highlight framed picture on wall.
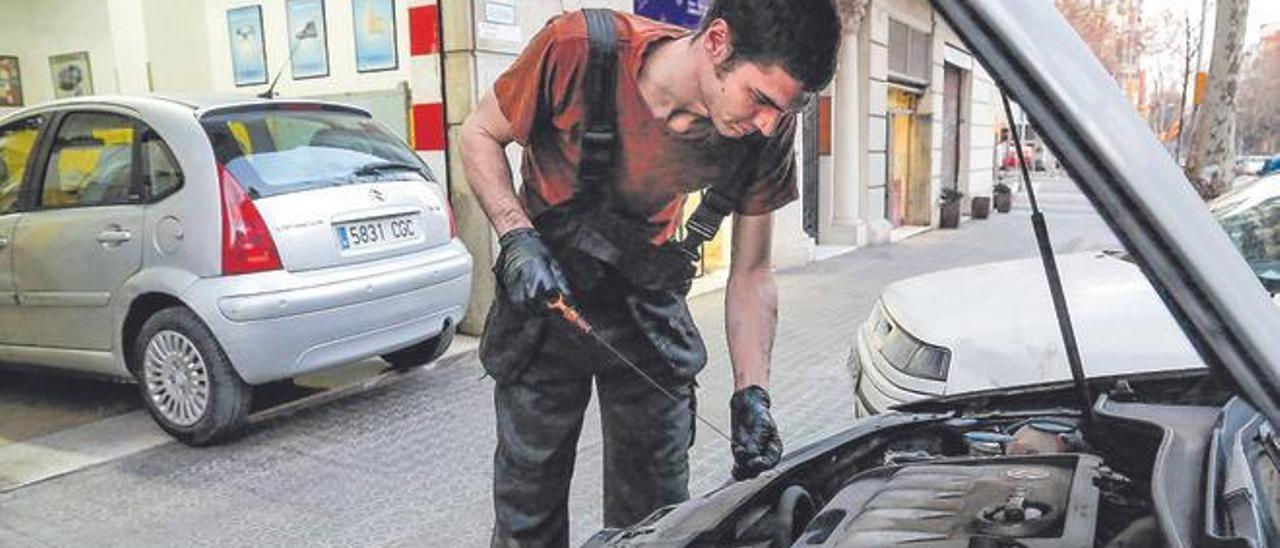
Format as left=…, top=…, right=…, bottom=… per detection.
left=352, top=0, right=398, bottom=73
left=287, top=0, right=329, bottom=79
left=227, top=5, right=268, bottom=86
left=48, top=52, right=93, bottom=98
left=0, top=56, right=22, bottom=106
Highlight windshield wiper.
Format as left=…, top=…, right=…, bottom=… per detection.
left=351, top=161, right=425, bottom=178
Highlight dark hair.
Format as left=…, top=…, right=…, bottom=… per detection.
left=696, top=0, right=842, bottom=92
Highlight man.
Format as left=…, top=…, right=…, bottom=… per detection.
left=459, top=1, right=841, bottom=546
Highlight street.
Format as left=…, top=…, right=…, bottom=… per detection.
left=0, top=178, right=1120, bottom=547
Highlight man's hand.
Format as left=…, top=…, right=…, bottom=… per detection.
left=496, top=228, right=572, bottom=311
left=730, top=385, right=782, bottom=480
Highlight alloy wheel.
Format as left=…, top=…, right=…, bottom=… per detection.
left=142, top=330, right=211, bottom=427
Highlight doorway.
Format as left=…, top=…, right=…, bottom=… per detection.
left=941, top=63, right=965, bottom=193
left=886, top=87, right=931, bottom=227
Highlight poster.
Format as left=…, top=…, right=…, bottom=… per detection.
left=0, top=56, right=22, bottom=106
left=48, top=52, right=92, bottom=98
left=227, top=5, right=268, bottom=86
left=353, top=0, right=398, bottom=72
left=287, top=0, right=329, bottom=79
left=635, top=0, right=708, bottom=30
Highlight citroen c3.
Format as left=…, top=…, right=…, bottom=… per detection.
left=0, top=95, right=472, bottom=445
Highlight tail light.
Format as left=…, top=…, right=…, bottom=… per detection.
left=219, top=165, right=282, bottom=275
left=433, top=182, right=456, bottom=238
left=443, top=193, right=457, bottom=239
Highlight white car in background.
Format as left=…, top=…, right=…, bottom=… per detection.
left=850, top=174, right=1280, bottom=416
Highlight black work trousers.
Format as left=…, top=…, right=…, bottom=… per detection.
left=485, top=286, right=697, bottom=548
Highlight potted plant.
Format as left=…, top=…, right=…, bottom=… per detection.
left=971, top=196, right=991, bottom=219
left=939, top=188, right=963, bottom=229
left=993, top=182, right=1013, bottom=213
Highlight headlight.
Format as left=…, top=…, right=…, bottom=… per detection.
left=872, top=306, right=951, bottom=381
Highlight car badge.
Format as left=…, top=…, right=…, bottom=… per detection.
left=370, top=188, right=386, bottom=202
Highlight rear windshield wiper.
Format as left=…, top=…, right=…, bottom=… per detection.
left=351, top=161, right=426, bottom=178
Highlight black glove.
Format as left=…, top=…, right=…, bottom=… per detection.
left=495, top=228, right=572, bottom=312
left=730, top=385, right=782, bottom=480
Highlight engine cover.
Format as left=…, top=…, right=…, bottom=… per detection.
left=795, top=454, right=1102, bottom=547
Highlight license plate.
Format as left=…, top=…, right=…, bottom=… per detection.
left=335, top=215, right=421, bottom=251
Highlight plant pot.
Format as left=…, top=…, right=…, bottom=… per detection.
left=971, top=196, right=991, bottom=219
left=939, top=202, right=961, bottom=228
left=994, top=192, right=1012, bottom=213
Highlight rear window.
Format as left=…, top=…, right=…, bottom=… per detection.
left=201, top=107, right=431, bottom=198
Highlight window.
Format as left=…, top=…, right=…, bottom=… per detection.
left=887, top=19, right=932, bottom=85
left=141, top=128, right=183, bottom=200
left=202, top=107, right=430, bottom=199
left=0, top=116, right=43, bottom=214
left=40, top=112, right=138, bottom=208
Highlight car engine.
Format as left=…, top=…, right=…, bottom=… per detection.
left=795, top=454, right=1101, bottom=547
left=701, top=411, right=1166, bottom=548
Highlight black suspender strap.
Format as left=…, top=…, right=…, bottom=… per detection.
left=579, top=9, right=618, bottom=197
left=680, top=185, right=739, bottom=259
left=579, top=8, right=758, bottom=262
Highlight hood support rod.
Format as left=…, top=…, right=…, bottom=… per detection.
left=1001, top=92, right=1095, bottom=426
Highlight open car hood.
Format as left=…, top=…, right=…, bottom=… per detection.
left=932, top=0, right=1280, bottom=427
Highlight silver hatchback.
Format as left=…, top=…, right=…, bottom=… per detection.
left=0, top=96, right=472, bottom=445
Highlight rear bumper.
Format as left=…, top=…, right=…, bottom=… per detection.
left=184, top=240, right=472, bottom=384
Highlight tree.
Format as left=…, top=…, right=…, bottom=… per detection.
left=1236, top=34, right=1280, bottom=155
left=1056, top=0, right=1125, bottom=77
left=1185, top=0, right=1250, bottom=199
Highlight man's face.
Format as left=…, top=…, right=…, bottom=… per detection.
left=703, top=61, right=806, bottom=139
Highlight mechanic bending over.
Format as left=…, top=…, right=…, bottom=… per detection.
left=459, top=1, right=843, bottom=546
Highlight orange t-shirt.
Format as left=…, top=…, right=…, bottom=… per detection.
left=493, top=10, right=798, bottom=244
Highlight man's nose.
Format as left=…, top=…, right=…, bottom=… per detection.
left=754, top=109, right=781, bottom=136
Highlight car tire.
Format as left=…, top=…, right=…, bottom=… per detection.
left=381, top=322, right=456, bottom=370
left=132, top=307, right=252, bottom=446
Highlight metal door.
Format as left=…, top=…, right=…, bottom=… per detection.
left=942, top=64, right=963, bottom=191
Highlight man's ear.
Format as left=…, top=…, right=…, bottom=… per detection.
left=702, top=18, right=734, bottom=64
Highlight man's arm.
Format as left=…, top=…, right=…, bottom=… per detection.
left=459, top=93, right=533, bottom=236
left=725, top=211, right=777, bottom=390
left=460, top=93, right=571, bottom=309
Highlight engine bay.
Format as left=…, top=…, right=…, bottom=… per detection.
left=711, top=410, right=1170, bottom=548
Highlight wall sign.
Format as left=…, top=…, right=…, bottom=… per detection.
left=287, top=0, right=330, bottom=79
left=0, top=56, right=22, bottom=106
left=353, top=0, right=398, bottom=73
left=635, top=0, right=708, bottom=30
left=49, top=52, right=93, bottom=98
left=484, top=0, right=516, bottom=25
left=227, top=5, right=268, bottom=86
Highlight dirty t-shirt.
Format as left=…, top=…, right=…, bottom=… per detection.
left=493, top=10, right=798, bottom=245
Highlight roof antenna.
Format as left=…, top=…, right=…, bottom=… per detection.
left=1000, top=91, right=1096, bottom=428
left=259, top=20, right=317, bottom=99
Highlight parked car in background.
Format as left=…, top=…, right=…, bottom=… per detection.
left=849, top=173, right=1280, bottom=417
left=1236, top=155, right=1270, bottom=176
left=0, top=96, right=471, bottom=445
left=587, top=3, right=1280, bottom=547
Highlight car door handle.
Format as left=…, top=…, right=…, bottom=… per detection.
left=97, top=229, right=133, bottom=244
left=0, top=236, right=8, bottom=249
